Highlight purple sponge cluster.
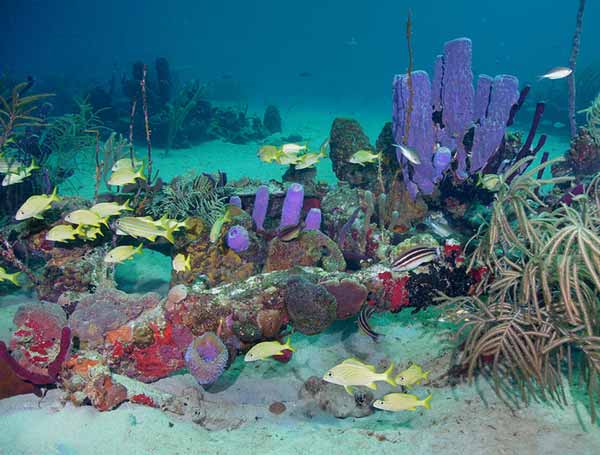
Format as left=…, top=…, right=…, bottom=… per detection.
left=226, top=225, right=250, bottom=252
left=392, top=37, right=520, bottom=197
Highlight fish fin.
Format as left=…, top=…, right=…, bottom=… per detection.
left=366, top=382, right=377, bottom=390
left=407, top=407, right=417, bottom=411
left=49, top=186, right=60, bottom=203
left=123, top=199, right=133, bottom=211
left=164, top=227, right=175, bottom=244
left=8, top=273, right=21, bottom=287
left=343, top=358, right=367, bottom=367
left=34, top=214, right=44, bottom=220
left=184, top=255, right=192, bottom=271
left=135, top=244, right=144, bottom=254
left=74, top=224, right=86, bottom=237
left=421, top=394, right=432, bottom=410
left=344, top=386, right=354, bottom=395
left=284, top=336, right=296, bottom=352
left=136, top=165, right=147, bottom=181
left=383, top=362, right=396, bottom=387
left=423, top=371, right=429, bottom=381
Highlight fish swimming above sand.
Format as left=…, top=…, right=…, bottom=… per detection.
left=372, top=392, right=432, bottom=412
left=90, top=200, right=132, bottom=218
left=393, top=143, right=421, bottom=165
left=323, top=358, right=396, bottom=395
left=294, top=152, right=324, bottom=170
left=15, top=187, right=60, bottom=221
left=244, top=337, right=295, bottom=362
left=172, top=253, right=191, bottom=273
left=0, top=267, right=21, bottom=286
left=347, top=150, right=381, bottom=166
left=111, top=157, right=144, bottom=172
left=395, top=363, right=430, bottom=389
left=538, top=66, right=572, bottom=80
left=104, top=244, right=143, bottom=264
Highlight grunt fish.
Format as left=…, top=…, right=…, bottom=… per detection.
left=258, top=145, right=281, bottom=163
left=393, top=143, right=421, bottom=165
left=373, top=392, right=432, bottom=412
left=90, top=200, right=132, bottom=218
left=65, top=209, right=108, bottom=228
left=46, top=224, right=84, bottom=242
left=392, top=246, right=440, bottom=272
left=323, top=358, right=396, bottom=395
left=172, top=253, right=191, bottom=273
left=104, top=244, right=143, bottom=264
left=347, top=149, right=381, bottom=166
left=358, top=304, right=384, bottom=342
left=281, top=143, right=307, bottom=154
left=244, top=337, right=295, bottom=362
left=108, top=165, right=146, bottom=186
left=538, top=67, right=572, bottom=80
left=2, top=160, right=39, bottom=186
left=15, top=187, right=60, bottom=221
left=116, top=216, right=177, bottom=243
left=395, top=363, right=429, bottom=389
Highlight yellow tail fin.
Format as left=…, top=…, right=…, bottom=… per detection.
left=49, top=186, right=60, bottom=203
left=382, top=362, right=396, bottom=387
left=284, top=336, right=296, bottom=352
left=8, top=272, right=21, bottom=287
left=421, top=394, right=432, bottom=410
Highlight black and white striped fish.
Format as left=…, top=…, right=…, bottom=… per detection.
left=358, top=304, right=384, bottom=342
left=392, top=246, right=440, bottom=272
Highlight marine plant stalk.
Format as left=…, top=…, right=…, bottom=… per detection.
left=0, top=233, right=39, bottom=295
left=140, top=65, right=152, bottom=182
left=568, top=0, right=586, bottom=140
left=128, top=99, right=137, bottom=167
left=402, top=9, right=414, bottom=146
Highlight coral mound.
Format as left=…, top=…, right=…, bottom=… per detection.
left=185, top=332, right=229, bottom=385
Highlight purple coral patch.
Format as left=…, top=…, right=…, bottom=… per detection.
left=185, top=332, right=228, bottom=385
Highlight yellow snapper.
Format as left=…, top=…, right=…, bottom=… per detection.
left=115, top=216, right=176, bottom=243
left=90, top=200, right=132, bottom=218
left=152, top=215, right=188, bottom=233
left=477, top=173, right=503, bottom=192
left=258, top=145, right=281, bottom=163
left=15, top=187, right=60, bottom=221
left=347, top=150, right=381, bottom=166
left=78, top=225, right=104, bottom=240
left=372, top=392, right=432, bottom=412
left=2, top=160, right=39, bottom=186
left=395, top=363, right=429, bottom=389
left=393, top=143, right=421, bottom=165
left=108, top=165, right=146, bottom=186
left=0, top=267, right=21, bottom=286
left=323, top=358, right=396, bottom=395
left=210, top=205, right=244, bottom=243
left=104, top=244, right=143, bottom=264
left=0, top=154, right=23, bottom=174
left=277, top=152, right=301, bottom=165
left=294, top=152, right=324, bottom=170
left=282, top=143, right=307, bottom=154
left=111, top=157, right=144, bottom=172
left=244, top=337, right=295, bottom=362
left=172, top=253, right=191, bottom=273
left=46, top=224, right=85, bottom=242
left=65, top=209, right=108, bottom=227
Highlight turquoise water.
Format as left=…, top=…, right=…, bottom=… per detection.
left=1, top=1, right=600, bottom=454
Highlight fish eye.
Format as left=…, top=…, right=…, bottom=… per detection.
left=327, top=372, right=332, bottom=377
left=400, top=376, right=405, bottom=381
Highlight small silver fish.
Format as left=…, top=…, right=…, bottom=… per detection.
left=538, top=67, right=572, bottom=80
left=393, top=144, right=421, bottom=165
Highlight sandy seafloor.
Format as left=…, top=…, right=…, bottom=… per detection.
left=2, top=104, right=599, bottom=454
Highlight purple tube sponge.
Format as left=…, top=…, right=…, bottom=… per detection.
left=252, top=185, right=269, bottom=231
left=470, top=75, right=519, bottom=173
left=229, top=195, right=242, bottom=208
left=304, top=208, right=322, bottom=231
left=226, top=225, right=249, bottom=252
left=432, top=146, right=452, bottom=182
left=473, top=75, right=493, bottom=122
left=280, top=183, right=304, bottom=228
left=441, top=38, right=474, bottom=178
left=184, top=332, right=228, bottom=385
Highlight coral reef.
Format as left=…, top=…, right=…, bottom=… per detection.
left=285, top=276, right=337, bottom=335
left=263, top=105, right=282, bottom=134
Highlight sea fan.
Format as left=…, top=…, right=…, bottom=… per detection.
left=148, top=173, right=226, bottom=224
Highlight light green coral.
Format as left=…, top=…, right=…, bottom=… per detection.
left=581, top=92, right=600, bottom=146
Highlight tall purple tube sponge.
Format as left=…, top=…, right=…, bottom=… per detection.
left=304, top=208, right=322, bottom=231
left=227, top=225, right=249, bottom=252
left=280, top=183, right=304, bottom=228
left=185, top=332, right=228, bottom=385
left=470, top=75, right=520, bottom=173
left=252, top=185, right=269, bottom=231
left=392, top=71, right=435, bottom=196
left=441, top=38, right=474, bottom=178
